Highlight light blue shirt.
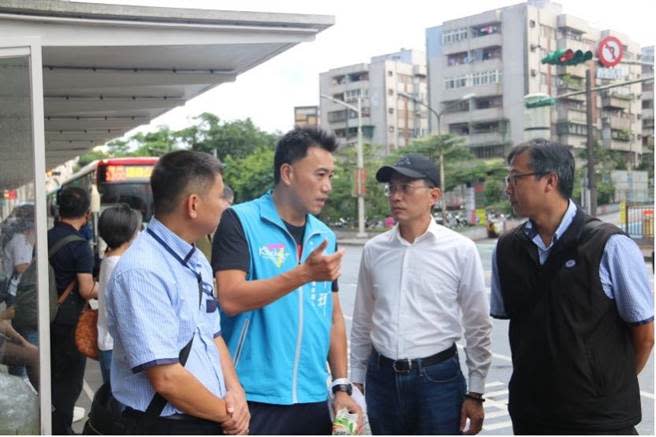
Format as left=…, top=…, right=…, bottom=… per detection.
left=106, top=218, right=226, bottom=416
left=491, top=200, right=653, bottom=325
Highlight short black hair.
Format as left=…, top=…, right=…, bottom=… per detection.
left=507, top=138, right=575, bottom=198
left=151, top=150, right=223, bottom=217
left=58, top=186, right=90, bottom=219
left=98, top=203, right=142, bottom=249
left=274, top=126, right=338, bottom=184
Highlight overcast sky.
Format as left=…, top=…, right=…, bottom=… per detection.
left=78, top=0, right=655, bottom=136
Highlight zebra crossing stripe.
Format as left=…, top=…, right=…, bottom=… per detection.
left=483, top=420, right=514, bottom=431
left=484, top=409, right=508, bottom=419
left=485, top=388, right=509, bottom=398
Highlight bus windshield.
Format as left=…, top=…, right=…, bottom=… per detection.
left=99, top=182, right=153, bottom=222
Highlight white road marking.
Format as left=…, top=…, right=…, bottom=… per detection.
left=483, top=420, right=514, bottom=431
left=492, top=352, right=512, bottom=362
left=484, top=409, right=509, bottom=419
left=485, top=381, right=505, bottom=389
left=83, top=379, right=94, bottom=401
left=641, top=391, right=655, bottom=400
left=485, top=388, right=509, bottom=398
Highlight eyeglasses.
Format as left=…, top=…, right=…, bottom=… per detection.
left=383, top=183, right=433, bottom=197
left=505, top=172, right=544, bottom=186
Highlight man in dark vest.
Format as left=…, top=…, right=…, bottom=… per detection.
left=490, top=139, right=653, bottom=435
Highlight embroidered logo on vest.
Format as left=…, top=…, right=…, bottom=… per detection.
left=565, top=259, right=576, bottom=268
left=259, top=243, right=289, bottom=268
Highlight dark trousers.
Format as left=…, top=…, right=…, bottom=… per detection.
left=512, top=419, right=639, bottom=435
left=51, top=322, right=87, bottom=435
left=366, top=352, right=466, bottom=435
left=122, top=408, right=225, bottom=435
left=248, top=400, right=332, bottom=435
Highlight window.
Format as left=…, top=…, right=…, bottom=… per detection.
left=388, top=71, right=394, bottom=77
left=447, top=51, right=469, bottom=66
left=472, top=23, right=500, bottom=38
left=388, top=108, right=394, bottom=114
left=442, top=27, right=469, bottom=45
left=474, top=96, right=502, bottom=109
left=449, top=123, right=470, bottom=135
left=529, top=19, right=536, bottom=28
left=388, top=89, right=394, bottom=96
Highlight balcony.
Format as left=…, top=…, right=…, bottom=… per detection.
left=468, top=131, right=508, bottom=146
left=602, top=94, right=631, bottom=110
left=608, top=115, right=633, bottom=130
left=557, top=107, right=587, bottom=124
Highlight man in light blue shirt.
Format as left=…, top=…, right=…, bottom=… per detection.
left=106, top=150, right=248, bottom=435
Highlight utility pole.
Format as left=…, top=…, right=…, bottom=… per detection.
left=585, top=69, right=597, bottom=217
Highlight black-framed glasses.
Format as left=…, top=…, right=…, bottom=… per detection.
left=383, top=182, right=433, bottom=197
left=505, top=172, right=544, bottom=186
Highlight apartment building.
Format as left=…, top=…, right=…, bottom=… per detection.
left=319, top=49, right=428, bottom=154
left=294, top=106, right=320, bottom=128
left=641, top=46, right=654, bottom=154
left=426, top=0, right=643, bottom=161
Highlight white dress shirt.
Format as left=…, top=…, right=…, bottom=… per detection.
left=350, top=219, right=492, bottom=394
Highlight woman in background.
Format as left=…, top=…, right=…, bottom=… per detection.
left=96, top=203, right=141, bottom=385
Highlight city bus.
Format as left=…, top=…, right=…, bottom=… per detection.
left=47, top=157, right=158, bottom=259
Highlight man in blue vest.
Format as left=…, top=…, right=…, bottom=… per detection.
left=212, top=126, right=362, bottom=434
left=491, top=139, right=653, bottom=434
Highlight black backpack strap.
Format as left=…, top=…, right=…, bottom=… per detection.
left=142, top=269, right=204, bottom=419
left=142, top=336, right=195, bottom=417
left=49, top=234, right=86, bottom=259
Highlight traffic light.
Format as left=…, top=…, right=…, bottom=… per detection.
left=541, top=49, right=593, bottom=66
left=541, top=49, right=566, bottom=65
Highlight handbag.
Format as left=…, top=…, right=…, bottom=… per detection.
left=75, top=304, right=99, bottom=360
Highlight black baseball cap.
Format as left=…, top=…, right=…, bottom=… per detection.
left=376, top=154, right=439, bottom=187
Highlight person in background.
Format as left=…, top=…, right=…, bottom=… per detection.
left=96, top=203, right=142, bottom=385
left=48, top=186, right=98, bottom=435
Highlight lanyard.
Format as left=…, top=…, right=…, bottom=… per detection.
left=146, top=228, right=203, bottom=307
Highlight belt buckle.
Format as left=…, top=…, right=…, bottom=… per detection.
left=392, top=358, right=412, bottom=373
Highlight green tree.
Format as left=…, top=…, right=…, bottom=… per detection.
left=76, top=149, right=110, bottom=167
left=223, top=147, right=276, bottom=203
left=387, top=134, right=474, bottom=191
left=321, top=143, right=388, bottom=225
left=573, top=143, right=622, bottom=205
left=176, top=113, right=278, bottom=160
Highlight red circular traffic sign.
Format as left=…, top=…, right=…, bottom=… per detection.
left=597, top=36, right=624, bottom=68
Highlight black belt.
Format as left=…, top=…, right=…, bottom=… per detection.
left=376, top=344, right=457, bottom=373
left=124, top=407, right=215, bottom=423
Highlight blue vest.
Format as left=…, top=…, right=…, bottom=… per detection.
left=221, top=192, right=336, bottom=405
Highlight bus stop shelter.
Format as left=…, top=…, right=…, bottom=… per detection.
left=0, top=1, right=332, bottom=432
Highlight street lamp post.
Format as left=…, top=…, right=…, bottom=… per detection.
left=397, top=91, right=475, bottom=221
left=320, top=94, right=367, bottom=238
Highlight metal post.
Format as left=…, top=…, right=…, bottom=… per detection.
left=320, top=93, right=367, bottom=237
left=356, top=97, right=366, bottom=237
left=585, top=69, right=597, bottom=216
left=436, top=113, right=446, bottom=222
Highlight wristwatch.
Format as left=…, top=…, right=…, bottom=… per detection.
left=331, top=378, right=353, bottom=396
left=464, top=392, right=485, bottom=403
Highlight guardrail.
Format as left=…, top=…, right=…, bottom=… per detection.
left=622, top=202, right=654, bottom=269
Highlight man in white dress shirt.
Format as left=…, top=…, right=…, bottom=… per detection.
left=350, top=154, right=492, bottom=435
